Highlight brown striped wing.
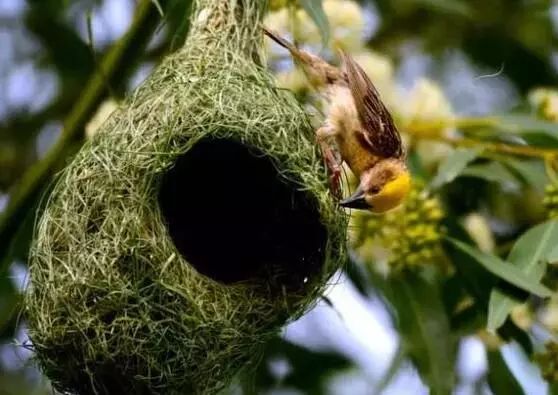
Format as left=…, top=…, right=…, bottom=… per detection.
left=341, top=51, right=404, bottom=159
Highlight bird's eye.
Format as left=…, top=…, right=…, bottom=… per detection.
left=369, top=186, right=380, bottom=194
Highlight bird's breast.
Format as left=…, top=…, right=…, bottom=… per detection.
left=336, top=132, right=377, bottom=177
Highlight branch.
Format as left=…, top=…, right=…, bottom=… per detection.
left=408, top=116, right=558, bottom=159
left=0, top=0, right=173, bottom=274
left=439, top=135, right=558, bottom=159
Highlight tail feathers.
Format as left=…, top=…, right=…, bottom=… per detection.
left=262, top=25, right=343, bottom=87
left=262, top=26, right=298, bottom=56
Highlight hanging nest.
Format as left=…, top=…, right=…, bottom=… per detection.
left=24, top=1, right=346, bottom=394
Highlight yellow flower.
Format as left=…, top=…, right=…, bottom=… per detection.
left=529, top=88, right=558, bottom=122
left=543, top=183, right=558, bottom=220
left=349, top=181, right=447, bottom=274
left=264, top=7, right=289, bottom=32
left=541, top=296, right=558, bottom=333
left=263, top=9, right=289, bottom=57
left=291, top=0, right=366, bottom=51
left=477, top=330, right=503, bottom=351
left=414, top=140, right=454, bottom=172
left=462, top=213, right=495, bottom=253
left=324, top=0, right=365, bottom=51
left=510, top=303, right=533, bottom=331
left=536, top=342, right=558, bottom=382
left=401, top=78, right=454, bottom=139
left=264, top=0, right=366, bottom=55
left=544, top=95, right=558, bottom=122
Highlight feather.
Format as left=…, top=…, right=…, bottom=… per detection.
left=341, top=51, right=404, bottom=159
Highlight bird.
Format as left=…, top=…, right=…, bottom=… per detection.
left=263, top=26, right=411, bottom=213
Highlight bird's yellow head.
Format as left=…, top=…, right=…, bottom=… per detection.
left=366, top=171, right=411, bottom=213
left=340, top=160, right=411, bottom=213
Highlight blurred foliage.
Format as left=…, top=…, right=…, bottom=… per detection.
left=236, top=338, right=353, bottom=394
left=371, top=0, right=558, bottom=93
left=1, top=0, right=558, bottom=394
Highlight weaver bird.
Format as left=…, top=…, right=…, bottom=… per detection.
left=263, top=27, right=410, bottom=213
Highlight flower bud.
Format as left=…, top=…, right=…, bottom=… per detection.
left=529, top=88, right=558, bottom=122
left=349, top=181, right=447, bottom=274
left=462, top=213, right=495, bottom=253
left=401, top=79, right=454, bottom=139
left=544, top=183, right=558, bottom=219
left=536, top=342, right=558, bottom=382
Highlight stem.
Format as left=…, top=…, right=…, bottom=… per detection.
left=436, top=135, right=557, bottom=159
left=404, top=117, right=498, bottom=137
left=453, top=117, right=499, bottom=129
left=0, top=0, right=170, bottom=274
left=545, top=155, right=558, bottom=184
left=408, top=115, right=558, bottom=159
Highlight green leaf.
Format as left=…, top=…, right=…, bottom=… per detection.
left=445, top=237, right=553, bottom=298
left=165, top=0, right=194, bottom=50
left=407, top=149, right=429, bottom=180
left=548, top=244, right=558, bottom=264
left=430, top=148, right=481, bottom=189
left=499, top=158, right=548, bottom=191
left=390, top=272, right=456, bottom=395
left=450, top=306, right=486, bottom=337
left=0, top=196, right=39, bottom=276
left=249, top=337, right=352, bottom=393
left=344, top=258, right=370, bottom=296
left=498, top=115, right=558, bottom=136
left=0, top=274, right=20, bottom=341
left=486, top=350, right=525, bottom=395
left=507, top=220, right=558, bottom=267
left=461, top=161, right=520, bottom=186
left=496, top=115, right=558, bottom=147
left=487, top=289, right=523, bottom=333
left=488, top=221, right=558, bottom=331
left=442, top=222, right=533, bottom=353
left=442, top=218, right=496, bottom=304
left=299, top=0, right=330, bottom=47
left=413, top=0, right=473, bottom=17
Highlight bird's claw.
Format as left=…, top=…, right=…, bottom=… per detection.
left=321, top=145, right=343, bottom=199
left=316, top=126, right=343, bottom=199
left=328, top=168, right=342, bottom=199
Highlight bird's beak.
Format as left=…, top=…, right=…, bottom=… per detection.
left=340, top=186, right=368, bottom=209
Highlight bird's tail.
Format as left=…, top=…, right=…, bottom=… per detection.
left=262, top=25, right=342, bottom=88
left=262, top=26, right=301, bottom=59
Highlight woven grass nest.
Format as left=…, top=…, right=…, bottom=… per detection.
left=24, top=1, right=346, bottom=394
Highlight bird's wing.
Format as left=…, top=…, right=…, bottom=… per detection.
left=341, top=51, right=404, bottom=159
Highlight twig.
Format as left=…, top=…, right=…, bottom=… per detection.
left=408, top=116, right=558, bottom=159
left=438, top=135, right=557, bottom=159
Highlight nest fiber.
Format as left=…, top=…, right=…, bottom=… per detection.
left=24, top=1, right=346, bottom=394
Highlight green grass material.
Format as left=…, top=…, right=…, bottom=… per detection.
left=24, top=1, right=346, bottom=394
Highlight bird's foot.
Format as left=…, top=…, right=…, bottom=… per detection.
left=328, top=167, right=342, bottom=199
left=321, top=144, right=343, bottom=199
left=316, top=125, right=343, bottom=199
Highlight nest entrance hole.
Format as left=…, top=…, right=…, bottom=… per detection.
left=158, top=138, right=327, bottom=288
